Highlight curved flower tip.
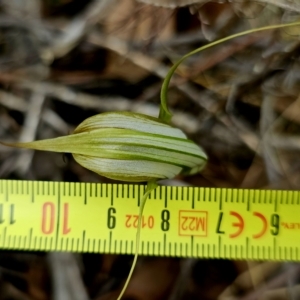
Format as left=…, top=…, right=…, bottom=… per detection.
left=1, top=112, right=207, bottom=182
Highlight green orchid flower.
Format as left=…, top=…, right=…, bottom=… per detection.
left=3, top=111, right=207, bottom=182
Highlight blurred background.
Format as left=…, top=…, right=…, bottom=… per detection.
left=0, top=0, right=300, bottom=299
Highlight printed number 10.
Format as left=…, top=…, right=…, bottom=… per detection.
left=41, top=202, right=71, bottom=235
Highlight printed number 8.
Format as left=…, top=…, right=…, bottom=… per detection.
left=161, top=210, right=170, bottom=231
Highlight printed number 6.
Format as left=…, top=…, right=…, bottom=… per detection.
left=271, top=213, right=280, bottom=236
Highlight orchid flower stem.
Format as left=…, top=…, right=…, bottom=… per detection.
left=115, top=20, right=300, bottom=300
left=159, top=21, right=300, bottom=124
left=116, top=180, right=158, bottom=300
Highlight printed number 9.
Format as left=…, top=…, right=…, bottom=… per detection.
left=107, top=207, right=116, bottom=229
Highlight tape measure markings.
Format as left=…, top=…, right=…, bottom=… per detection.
left=55, top=183, right=60, bottom=249
left=0, top=180, right=300, bottom=260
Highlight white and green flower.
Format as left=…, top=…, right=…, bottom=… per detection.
left=3, top=111, right=207, bottom=181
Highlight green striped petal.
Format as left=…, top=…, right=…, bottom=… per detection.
left=1, top=111, right=207, bottom=181
left=73, top=155, right=182, bottom=182
left=73, top=111, right=187, bottom=139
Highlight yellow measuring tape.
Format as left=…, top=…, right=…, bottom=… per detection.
left=0, top=179, right=299, bottom=261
